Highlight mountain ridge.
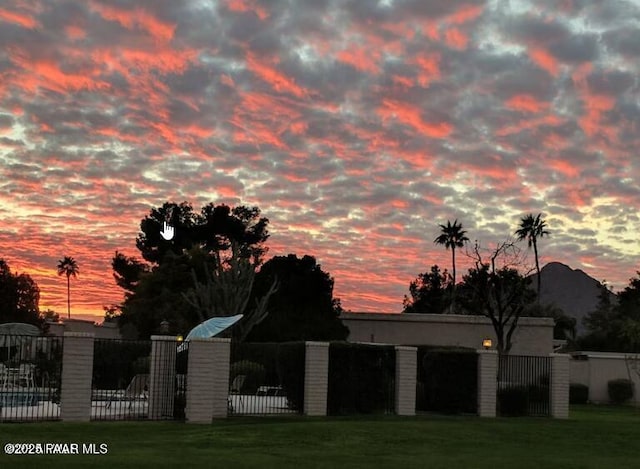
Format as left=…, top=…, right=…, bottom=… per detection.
left=530, top=261, right=613, bottom=336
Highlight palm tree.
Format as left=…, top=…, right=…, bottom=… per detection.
left=57, top=256, right=79, bottom=319
left=434, top=220, right=469, bottom=309
left=515, top=213, right=549, bottom=300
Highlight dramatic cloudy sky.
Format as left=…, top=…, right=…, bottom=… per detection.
left=1, top=0, right=640, bottom=320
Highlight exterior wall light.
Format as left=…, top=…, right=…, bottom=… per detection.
left=482, top=338, right=492, bottom=350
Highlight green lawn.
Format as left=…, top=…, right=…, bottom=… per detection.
left=0, top=406, right=639, bottom=468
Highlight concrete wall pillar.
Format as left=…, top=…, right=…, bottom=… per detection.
left=149, top=335, right=178, bottom=420
left=477, top=349, right=498, bottom=418
left=303, top=342, right=329, bottom=416
left=551, top=353, right=570, bottom=419
left=395, top=346, right=417, bottom=416
left=60, top=332, right=95, bottom=422
left=210, top=338, right=231, bottom=419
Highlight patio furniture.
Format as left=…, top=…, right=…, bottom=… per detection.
left=0, top=363, right=7, bottom=389
left=106, top=374, right=149, bottom=409
left=228, top=374, right=246, bottom=413
left=17, top=363, right=35, bottom=389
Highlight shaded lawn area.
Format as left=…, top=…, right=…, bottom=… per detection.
left=0, top=406, right=639, bottom=468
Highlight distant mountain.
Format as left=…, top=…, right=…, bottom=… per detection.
left=529, top=262, right=614, bottom=336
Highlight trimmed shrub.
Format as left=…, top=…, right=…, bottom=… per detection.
left=276, top=341, right=305, bottom=411
left=608, top=379, right=634, bottom=404
left=417, top=346, right=478, bottom=414
left=327, top=342, right=395, bottom=415
left=498, top=386, right=529, bottom=416
left=569, top=383, right=589, bottom=404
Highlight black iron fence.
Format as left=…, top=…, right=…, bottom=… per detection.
left=228, top=341, right=305, bottom=416
left=498, top=354, right=551, bottom=417
left=0, top=335, right=63, bottom=422
left=92, top=338, right=188, bottom=421
left=327, top=342, right=395, bottom=415
left=91, top=338, right=151, bottom=420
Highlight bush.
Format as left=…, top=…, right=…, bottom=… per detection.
left=230, top=360, right=266, bottom=394
left=417, top=346, right=478, bottom=414
left=498, top=386, right=529, bottom=416
left=570, top=383, right=589, bottom=404
left=327, top=342, right=395, bottom=415
left=608, top=379, right=634, bottom=404
left=276, top=342, right=305, bottom=411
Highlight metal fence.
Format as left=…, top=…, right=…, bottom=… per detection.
left=0, top=335, right=63, bottom=422
left=228, top=342, right=305, bottom=416
left=91, top=338, right=151, bottom=420
left=327, top=343, right=395, bottom=415
left=91, top=338, right=188, bottom=421
left=498, top=354, right=551, bottom=417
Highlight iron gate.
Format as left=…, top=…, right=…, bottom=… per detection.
left=498, top=354, right=551, bottom=416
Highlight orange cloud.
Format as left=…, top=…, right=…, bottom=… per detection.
left=505, top=95, right=549, bottom=113
left=444, top=28, right=469, bottom=50
left=0, top=7, right=38, bottom=29
left=549, top=160, right=579, bottom=178
left=245, top=53, right=309, bottom=98
left=529, top=47, right=559, bottom=76
left=336, top=46, right=381, bottom=74
left=446, top=5, right=484, bottom=25
left=226, top=0, right=270, bottom=20
left=379, top=99, right=453, bottom=138
left=89, top=2, right=175, bottom=43
left=410, top=53, right=441, bottom=87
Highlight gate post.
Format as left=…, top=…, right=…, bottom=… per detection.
left=395, top=346, right=417, bottom=416
left=60, top=332, right=95, bottom=422
left=149, top=335, right=178, bottom=420
left=550, top=353, right=570, bottom=419
left=185, top=338, right=230, bottom=422
left=477, top=349, right=498, bottom=418
left=304, top=342, right=329, bottom=416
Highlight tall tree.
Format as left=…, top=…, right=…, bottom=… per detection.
left=402, top=265, right=452, bottom=314
left=515, top=213, right=549, bottom=300
left=434, top=219, right=469, bottom=310
left=245, top=254, right=349, bottom=342
left=57, top=256, right=79, bottom=319
left=182, top=244, right=278, bottom=341
left=458, top=240, right=535, bottom=355
left=112, top=202, right=271, bottom=339
left=458, top=264, right=535, bottom=355
left=0, top=259, right=43, bottom=327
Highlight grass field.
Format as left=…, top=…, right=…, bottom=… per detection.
left=0, top=406, right=639, bottom=468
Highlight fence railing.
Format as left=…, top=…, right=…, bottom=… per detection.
left=91, top=338, right=188, bottom=421
left=91, top=338, right=152, bottom=421
left=0, top=335, right=63, bottom=422
left=498, top=354, right=551, bottom=416
left=228, top=342, right=305, bottom=416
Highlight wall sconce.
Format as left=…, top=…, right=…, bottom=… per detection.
left=177, top=335, right=184, bottom=343
left=482, top=338, right=492, bottom=350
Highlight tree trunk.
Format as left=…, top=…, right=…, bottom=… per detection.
left=67, top=275, right=71, bottom=319
left=533, top=239, right=540, bottom=302
left=451, top=247, right=456, bottom=312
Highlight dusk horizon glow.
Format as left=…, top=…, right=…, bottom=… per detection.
left=1, top=0, right=640, bottom=321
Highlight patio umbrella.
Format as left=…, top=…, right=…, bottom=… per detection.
left=177, top=314, right=243, bottom=352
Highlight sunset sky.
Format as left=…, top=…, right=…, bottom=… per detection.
left=1, top=0, right=640, bottom=321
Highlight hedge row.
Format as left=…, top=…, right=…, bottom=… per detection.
left=416, top=346, right=478, bottom=414
left=327, top=342, right=396, bottom=415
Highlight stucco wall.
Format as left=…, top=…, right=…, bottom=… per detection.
left=570, top=352, right=640, bottom=405
left=341, top=313, right=554, bottom=355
